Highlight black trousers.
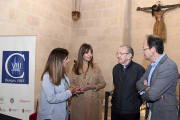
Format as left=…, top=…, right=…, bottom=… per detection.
left=111, top=108, right=140, bottom=120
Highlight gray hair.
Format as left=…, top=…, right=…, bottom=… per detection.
left=119, top=45, right=134, bottom=58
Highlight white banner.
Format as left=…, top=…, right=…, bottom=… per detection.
left=0, top=36, right=36, bottom=120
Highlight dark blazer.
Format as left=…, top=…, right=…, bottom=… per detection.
left=111, top=61, right=145, bottom=114
left=136, top=54, right=179, bottom=120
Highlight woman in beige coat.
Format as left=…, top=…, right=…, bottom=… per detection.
left=68, top=43, right=106, bottom=120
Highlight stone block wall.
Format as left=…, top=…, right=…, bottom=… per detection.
left=72, top=0, right=128, bottom=95
left=0, top=0, right=74, bottom=107
left=1, top=0, right=180, bottom=111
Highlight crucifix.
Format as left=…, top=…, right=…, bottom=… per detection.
left=137, top=3, right=180, bottom=42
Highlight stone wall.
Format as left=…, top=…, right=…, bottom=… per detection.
left=72, top=0, right=130, bottom=94
left=0, top=0, right=74, bottom=108
left=1, top=0, right=180, bottom=110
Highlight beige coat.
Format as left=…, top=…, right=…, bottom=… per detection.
left=68, top=63, right=106, bottom=120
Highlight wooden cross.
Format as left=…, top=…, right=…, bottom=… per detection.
left=137, top=4, right=180, bottom=11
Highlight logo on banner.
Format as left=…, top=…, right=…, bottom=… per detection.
left=0, top=96, right=4, bottom=104
left=20, top=99, right=31, bottom=103
left=1, top=51, right=29, bottom=84
left=22, top=109, right=31, bottom=113
left=0, top=107, right=6, bottom=112
left=9, top=108, right=18, bottom=112
left=10, top=98, right=14, bottom=103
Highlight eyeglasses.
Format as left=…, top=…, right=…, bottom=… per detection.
left=142, top=48, right=149, bottom=51
left=115, top=52, right=129, bottom=56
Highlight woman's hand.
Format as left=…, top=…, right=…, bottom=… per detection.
left=68, top=86, right=81, bottom=96
left=79, top=86, right=85, bottom=93
left=83, top=82, right=96, bottom=91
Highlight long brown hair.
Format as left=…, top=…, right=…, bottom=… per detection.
left=73, top=43, right=94, bottom=75
left=41, top=48, right=69, bottom=86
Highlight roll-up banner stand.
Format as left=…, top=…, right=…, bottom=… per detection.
left=0, top=36, right=36, bottom=120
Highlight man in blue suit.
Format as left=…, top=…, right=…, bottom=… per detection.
left=136, top=35, right=179, bottom=120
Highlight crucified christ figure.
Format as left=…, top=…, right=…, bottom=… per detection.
left=137, top=4, right=180, bottom=42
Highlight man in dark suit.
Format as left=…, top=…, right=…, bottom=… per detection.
left=111, top=45, right=145, bottom=120
left=136, top=35, right=179, bottom=120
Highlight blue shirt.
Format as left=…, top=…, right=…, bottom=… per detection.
left=148, top=53, right=165, bottom=86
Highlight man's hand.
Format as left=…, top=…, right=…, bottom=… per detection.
left=145, top=87, right=150, bottom=91
left=144, top=80, right=148, bottom=86
left=143, top=79, right=163, bottom=99
left=161, top=95, right=164, bottom=99
left=143, top=80, right=150, bottom=91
